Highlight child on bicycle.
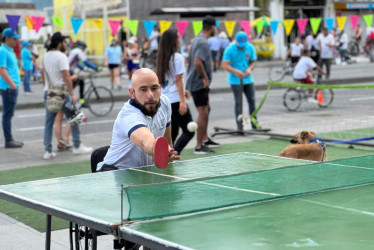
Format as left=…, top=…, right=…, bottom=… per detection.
left=293, top=49, right=326, bottom=103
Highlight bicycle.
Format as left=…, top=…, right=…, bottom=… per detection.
left=78, top=69, right=115, bottom=117
left=348, top=36, right=359, bottom=56
left=283, top=85, right=334, bottom=111
left=268, top=62, right=294, bottom=81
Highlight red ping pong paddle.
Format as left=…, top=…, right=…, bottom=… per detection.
left=153, top=136, right=169, bottom=169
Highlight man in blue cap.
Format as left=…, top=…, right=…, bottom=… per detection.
left=21, top=41, right=34, bottom=94
left=0, top=28, right=23, bottom=148
left=221, top=31, right=259, bottom=131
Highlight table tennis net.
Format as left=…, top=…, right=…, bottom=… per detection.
left=124, top=155, right=374, bottom=221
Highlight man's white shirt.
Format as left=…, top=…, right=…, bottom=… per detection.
left=293, top=56, right=317, bottom=79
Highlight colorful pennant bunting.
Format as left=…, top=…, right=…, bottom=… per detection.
left=239, top=20, right=251, bottom=35
left=215, top=21, right=220, bottom=29
left=296, top=18, right=308, bottom=35
left=256, top=20, right=265, bottom=34
left=6, top=15, right=21, bottom=32
left=31, top=16, right=45, bottom=33
left=159, top=20, right=172, bottom=34
left=176, top=21, right=189, bottom=37
left=310, top=18, right=322, bottom=35
left=52, top=16, right=63, bottom=27
left=126, top=20, right=139, bottom=36
left=224, top=21, right=236, bottom=37
left=93, top=19, right=103, bottom=29
left=349, top=16, right=359, bottom=31
left=71, top=17, right=84, bottom=35
left=324, top=18, right=334, bottom=32
left=192, top=21, right=202, bottom=36
left=25, top=15, right=34, bottom=30
left=283, top=19, right=295, bottom=36
left=363, top=14, right=373, bottom=28
left=269, top=20, right=279, bottom=35
left=108, top=20, right=121, bottom=37
left=143, top=20, right=156, bottom=37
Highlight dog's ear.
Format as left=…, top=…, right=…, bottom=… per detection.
left=300, top=131, right=309, bottom=139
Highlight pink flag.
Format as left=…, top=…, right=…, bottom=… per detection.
left=350, top=15, right=360, bottom=31
left=296, top=18, right=308, bottom=35
left=108, top=20, right=121, bottom=37
left=176, top=21, right=189, bottom=37
left=239, top=20, right=251, bottom=35
left=31, top=16, right=45, bottom=33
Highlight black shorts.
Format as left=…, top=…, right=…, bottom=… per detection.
left=108, top=63, right=120, bottom=69
left=191, top=88, right=210, bottom=107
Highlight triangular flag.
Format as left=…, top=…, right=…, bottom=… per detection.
left=31, top=16, right=45, bottom=33
left=283, top=19, right=295, bottom=36
left=159, top=20, right=172, bottom=34
left=296, top=18, right=308, bottom=35
left=25, top=15, right=34, bottom=30
left=176, top=21, right=189, bottom=37
left=93, top=19, right=103, bottom=29
left=349, top=15, right=359, bottom=31
left=363, top=14, right=373, bottom=28
left=108, top=19, right=121, bottom=37
left=239, top=20, right=251, bottom=35
left=192, top=21, right=202, bottom=36
left=126, top=20, right=139, bottom=36
left=224, top=21, right=236, bottom=37
left=324, top=18, right=334, bottom=32
left=143, top=20, right=156, bottom=37
left=71, top=17, right=83, bottom=35
left=6, top=15, right=21, bottom=32
left=269, top=20, right=279, bottom=35
left=52, top=16, right=63, bottom=27
left=310, top=18, right=322, bottom=35
left=336, top=16, right=347, bottom=32
left=215, top=21, right=220, bottom=29
left=256, top=20, right=265, bottom=34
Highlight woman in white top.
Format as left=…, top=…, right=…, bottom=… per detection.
left=285, top=37, right=304, bottom=64
left=304, top=31, right=320, bottom=63
left=156, top=29, right=194, bottom=154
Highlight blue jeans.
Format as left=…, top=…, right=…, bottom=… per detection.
left=23, top=69, right=32, bottom=92
left=230, top=83, right=257, bottom=130
left=43, top=91, right=81, bottom=152
left=0, top=88, right=18, bottom=142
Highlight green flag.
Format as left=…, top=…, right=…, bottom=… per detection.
left=256, top=20, right=264, bottom=34
left=52, top=16, right=63, bottom=27
left=363, top=14, right=373, bottom=28
left=192, top=21, right=202, bottom=36
left=126, top=20, right=139, bottom=36
left=310, top=18, right=321, bottom=35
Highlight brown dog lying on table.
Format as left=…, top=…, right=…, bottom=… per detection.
left=279, top=130, right=327, bottom=162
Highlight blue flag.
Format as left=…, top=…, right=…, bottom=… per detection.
left=71, top=18, right=84, bottom=35
left=270, top=20, right=279, bottom=35
left=143, top=20, right=156, bottom=38
left=215, top=21, right=220, bottom=29
left=324, top=18, right=334, bottom=32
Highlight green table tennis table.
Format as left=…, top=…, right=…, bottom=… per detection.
left=1, top=152, right=374, bottom=250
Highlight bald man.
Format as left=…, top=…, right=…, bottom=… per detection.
left=96, top=68, right=180, bottom=171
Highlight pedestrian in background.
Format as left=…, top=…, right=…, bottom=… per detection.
left=156, top=29, right=195, bottom=154
left=208, top=30, right=220, bottom=72
left=284, top=36, right=304, bottom=64
left=42, top=32, right=92, bottom=159
left=218, top=31, right=230, bottom=69
left=124, top=36, right=140, bottom=84
left=318, top=27, right=335, bottom=81
left=304, top=30, right=320, bottom=63
left=104, top=39, right=124, bottom=90
left=21, top=41, right=34, bottom=94
left=0, top=28, right=23, bottom=148
left=186, top=15, right=220, bottom=154
left=222, top=32, right=259, bottom=131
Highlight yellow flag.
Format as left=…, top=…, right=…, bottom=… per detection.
left=25, top=15, right=34, bottom=30
left=159, top=20, right=172, bottom=34
left=94, top=19, right=103, bottom=29
left=336, top=16, right=347, bottom=32
left=224, top=21, right=236, bottom=37
left=283, top=19, right=295, bottom=36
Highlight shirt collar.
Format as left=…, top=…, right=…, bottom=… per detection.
left=1, top=43, right=13, bottom=52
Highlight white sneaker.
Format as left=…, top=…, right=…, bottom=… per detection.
left=72, top=144, right=93, bottom=154
left=43, top=151, right=57, bottom=160
left=307, top=97, right=318, bottom=104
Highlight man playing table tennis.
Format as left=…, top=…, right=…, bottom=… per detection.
left=96, top=68, right=180, bottom=171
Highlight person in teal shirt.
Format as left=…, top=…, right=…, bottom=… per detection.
left=104, top=39, right=124, bottom=90
left=0, top=28, right=23, bottom=148
left=21, top=41, right=33, bottom=94
left=222, top=32, right=259, bottom=131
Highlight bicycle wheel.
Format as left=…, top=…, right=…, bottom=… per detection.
left=268, top=65, right=286, bottom=81
left=86, top=86, right=114, bottom=117
left=348, top=42, right=359, bottom=56
left=315, top=89, right=334, bottom=108
left=283, top=88, right=302, bottom=111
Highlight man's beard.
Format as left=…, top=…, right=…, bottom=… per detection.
left=134, top=98, right=160, bottom=117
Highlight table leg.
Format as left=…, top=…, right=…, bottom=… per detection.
left=45, top=214, right=52, bottom=250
